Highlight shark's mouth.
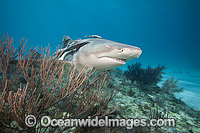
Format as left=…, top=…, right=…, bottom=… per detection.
left=111, top=57, right=127, bottom=63
left=100, top=56, right=127, bottom=64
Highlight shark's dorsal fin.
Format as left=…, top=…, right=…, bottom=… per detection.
left=52, top=37, right=90, bottom=61
left=62, top=35, right=73, bottom=48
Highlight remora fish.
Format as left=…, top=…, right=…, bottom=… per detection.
left=54, top=35, right=142, bottom=71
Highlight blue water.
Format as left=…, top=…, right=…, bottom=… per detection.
left=0, top=0, right=200, bottom=108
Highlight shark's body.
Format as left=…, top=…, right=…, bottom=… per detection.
left=55, top=36, right=142, bottom=71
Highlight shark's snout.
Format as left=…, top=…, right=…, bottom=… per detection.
left=120, top=46, right=142, bottom=60
left=133, top=47, right=142, bottom=58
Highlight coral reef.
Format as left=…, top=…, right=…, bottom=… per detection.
left=106, top=69, right=200, bottom=133
left=0, top=35, right=199, bottom=133
left=115, top=67, right=200, bottom=132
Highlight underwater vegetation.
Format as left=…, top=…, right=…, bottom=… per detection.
left=0, top=34, right=117, bottom=132
left=124, top=62, right=166, bottom=91
left=161, top=76, right=183, bottom=95
left=124, top=62, right=183, bottom=96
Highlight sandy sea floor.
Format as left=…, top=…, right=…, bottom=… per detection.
left=160, top=67, right=200, bottom=110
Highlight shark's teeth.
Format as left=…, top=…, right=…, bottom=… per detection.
left=112, top=57, right=126, bottom=63
left=99, top=56, right=126, bottom=63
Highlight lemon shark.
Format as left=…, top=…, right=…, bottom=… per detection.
left=54, top=35, right=142, bottom=71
